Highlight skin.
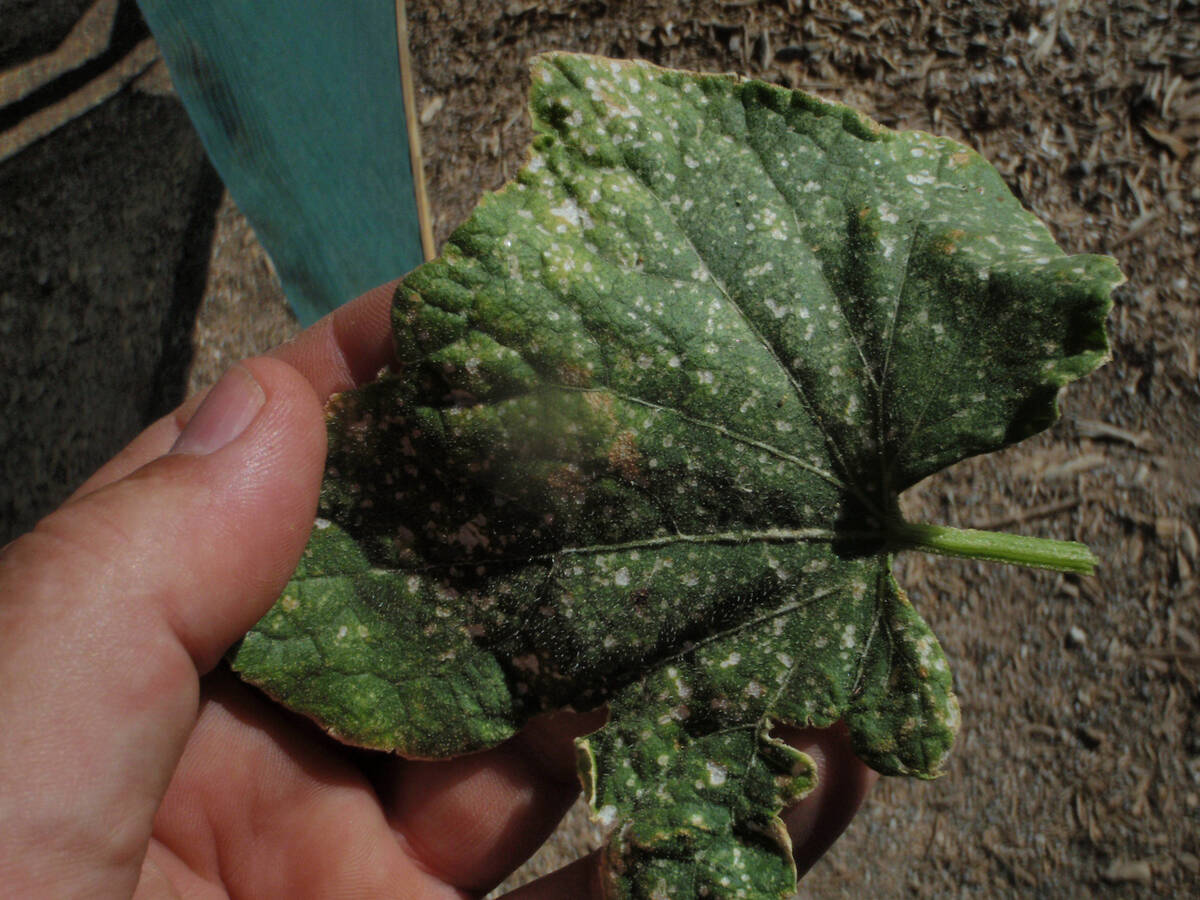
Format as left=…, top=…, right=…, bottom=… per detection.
left=0, top=282, right=876, bottom=898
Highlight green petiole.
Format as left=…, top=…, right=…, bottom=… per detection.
left=886, top=520, right=1098, bottom=576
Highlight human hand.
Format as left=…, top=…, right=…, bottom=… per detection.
left=0, top=283, right=876, bottom=898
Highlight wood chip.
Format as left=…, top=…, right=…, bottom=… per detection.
left=1113, top=209, right=1164, bottom=246
left=1076, top=418, right=1156, bottom=449
left=1141, top=648, right=1200, bottom=667
left=1156, top=517, right=1193, bottom=546
left=1142, top=123, right=1192, bottom=159
left=420, top=95, right=446, bottom=125
left=1101, top=858, right=1154, bottom=885
left=1041, top=453, right=1107, bottom=481
left=975, top=496, right=1083, bottom=529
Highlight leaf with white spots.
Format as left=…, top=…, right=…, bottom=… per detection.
left=230, top=53, right=1122, bottom=898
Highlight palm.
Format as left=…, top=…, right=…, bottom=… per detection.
left=144, top=671, right=589, bottom=898
left=144, top=670, right=867, bottom=899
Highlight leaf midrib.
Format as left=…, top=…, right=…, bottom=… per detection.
left=301, top=526, right=852, bottom=580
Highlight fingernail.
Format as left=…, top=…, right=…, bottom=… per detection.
left=170, top=365, right=266, bottom=456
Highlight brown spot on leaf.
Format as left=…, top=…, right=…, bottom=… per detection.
left=557, top=361, right=594, bottom=387
left=583, top=390, right=614, bottom=414
left=627, top=587, right=653, bottom=618
left=933, top=229, right=966, bottom=254
left=512, top=653, right=541, bottom=674
left=546, top=463, right=588, bottom=502
left=607, top=430, right=643, bottom=482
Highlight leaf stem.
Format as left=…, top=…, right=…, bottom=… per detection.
left=886, top=520, right=1097, bottom=575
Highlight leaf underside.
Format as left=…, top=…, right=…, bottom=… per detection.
left=231, top=54, right=1121, bottom=899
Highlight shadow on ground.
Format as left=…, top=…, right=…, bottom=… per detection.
left=1, top=0, right=220, bottom=541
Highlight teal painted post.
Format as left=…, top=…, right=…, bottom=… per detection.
left=137, top=0, right=425, bottom=326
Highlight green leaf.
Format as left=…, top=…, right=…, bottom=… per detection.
left=230, top=53, right=1122, bottom=898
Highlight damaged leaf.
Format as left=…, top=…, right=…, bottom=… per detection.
left=231, top=53, right=1122, bottom=898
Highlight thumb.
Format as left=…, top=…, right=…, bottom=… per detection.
left=0, top=358, right=326, bottom=896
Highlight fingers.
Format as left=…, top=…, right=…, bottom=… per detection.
left=0, top=280, right=394, bottom=892
left=149, top=672, right=460, bottom=900
left=0, top=357, right=325, bottom=896
left=777, top=722, right=878, bottom=877
left=71, top=279, right=398, bottom=501
left=503, top=852, right=604, bottom=900
left=381, top=707, right=608, bottom=895
left=268, top=278, right=397, bottom=401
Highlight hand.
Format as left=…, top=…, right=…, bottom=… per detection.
left=0, top=283, right=876, bottom=897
